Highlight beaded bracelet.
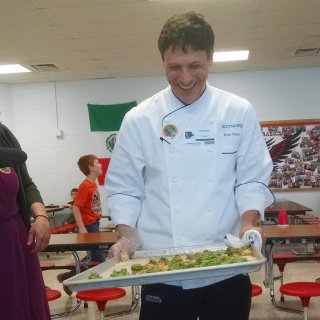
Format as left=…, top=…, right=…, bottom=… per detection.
left=34, top=215, right=49, bottom=221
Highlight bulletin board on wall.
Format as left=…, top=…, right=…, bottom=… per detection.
left=260, top=119, right=320, bottom=192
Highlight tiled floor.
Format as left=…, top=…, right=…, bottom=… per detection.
left=41, top=251, right=138, bottom=320
left=40, top=251, right=320, bottom=320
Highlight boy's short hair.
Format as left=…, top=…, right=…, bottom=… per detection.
left=77, top=154, right=97, bottom=176
left=71, top=188, right=78, bottom=193
left=158, top=11, right=215, bottom=60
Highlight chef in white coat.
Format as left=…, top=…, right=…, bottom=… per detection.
left=106, top=11, right=274, bottom=320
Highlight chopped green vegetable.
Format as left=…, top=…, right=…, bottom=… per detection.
left=149, top=258, right=157, bottom=265
left=225, top=245, right=251, bottom=256
left=159, top=257, right=169, bottom=264
left=88, top=272, right=102, bottom=279
left=131, top=263, right=144, bottom=272
left=110, top=268, right=129, bottom=277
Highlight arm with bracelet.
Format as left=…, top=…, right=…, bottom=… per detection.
left=28, top=202, right=50, bottom=253
left=0, top=124, right=51, bottom=253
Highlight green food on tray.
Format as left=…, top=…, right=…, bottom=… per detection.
left=88, top=272, right=102, bottom=279
left=110, top=268, right=130, bottom=277
left=110, top=245, right=252, bottom=277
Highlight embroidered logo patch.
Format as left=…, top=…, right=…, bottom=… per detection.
left=0, top=167, right=11, bottom=174
left=162, top=124, right=178, bottom=139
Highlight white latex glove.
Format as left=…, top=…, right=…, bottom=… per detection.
left=108, top=237, right=133, bottom=261
left=108, top=224, right=140, bottom=261
left=224, top=229, right=263, bottom=252
left=224, top=234, right=244, bottom=248
left=242, top=230, right=263, bottom=252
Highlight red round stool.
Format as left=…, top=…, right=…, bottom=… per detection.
left=76, top=288, right=126, bottom=320
left=280, top=282, right=320, bottom=320
left=273, top=253, right=299, bottom=301
left=46, top=288, right=62, bottom=301
left=251, top=284, right=263, bottom=297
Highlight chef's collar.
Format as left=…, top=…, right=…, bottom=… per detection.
left=168, top=83, right=209, bottom=109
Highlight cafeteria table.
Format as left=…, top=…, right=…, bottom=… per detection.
left=45, top=232, right=116, bottom=254
left=43, top=232, right=117, bottom=318
left=261, top=224, right=320, bottom=314
left=264, top=199, right=312, bottom=224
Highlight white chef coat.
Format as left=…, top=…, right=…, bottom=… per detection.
left=106, top=84, right=274, bottom=289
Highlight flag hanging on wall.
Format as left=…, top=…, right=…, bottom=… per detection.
left=87, top=101, right=137, bottom=185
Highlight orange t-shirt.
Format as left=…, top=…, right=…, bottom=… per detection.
left=74, top=179, right=102, bottom=225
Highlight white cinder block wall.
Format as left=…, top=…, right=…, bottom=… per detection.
left=0, top=67, right=319, bottom=214
left=0, top=84, right=13, bottom=128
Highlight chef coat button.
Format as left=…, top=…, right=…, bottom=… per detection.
left=177, top=235, right=182, bottom=240
left=205, top=235, right=211, bottom=240
left=175, top=208, right=180, bottom=213
left=209, top=118, right=214, bottom=123
left=207, top=206, right=211, bottom=212
left=208, top=147, right=213, bottom=152
left=208, top=177, right=213, bottom=182
left=172, top=177, right=177, bottom=183
left=169, top=147, right=174, bottom=153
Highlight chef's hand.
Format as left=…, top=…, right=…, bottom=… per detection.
left=108, top=224, right=140, bottom=261
left=239, top=210, right=264, bottom=241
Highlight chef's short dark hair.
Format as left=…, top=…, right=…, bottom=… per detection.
left=158, top=11, right=215, bottom=60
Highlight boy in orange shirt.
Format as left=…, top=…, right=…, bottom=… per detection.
left=72, top=154, right=106, bottom=263
left=57, top=155, right=106, bottom=294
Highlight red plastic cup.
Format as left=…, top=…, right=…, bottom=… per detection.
left=278, top=209, right=289, bottom=226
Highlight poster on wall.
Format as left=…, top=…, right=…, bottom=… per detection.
left=260, top=119, right=320, bottom=192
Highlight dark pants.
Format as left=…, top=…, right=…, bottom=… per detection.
left=139, top=274, right=252, bottom=320
left=85, top=219, right=106, bottom=263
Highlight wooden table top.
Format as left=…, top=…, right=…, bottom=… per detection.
left=46, top=207, right=65, bottom=214
left=265, top=199, right=312, bottom=214
left=45, top=224, right=320, bottom=251
left=261, top=224, right=320, bottom=244
left=44, top=232, right=117, bottom=252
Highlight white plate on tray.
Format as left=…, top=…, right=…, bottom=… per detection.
left=63, top=243, right=266, bottom=292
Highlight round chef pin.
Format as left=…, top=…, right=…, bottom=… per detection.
left=162, top=124, right=178, bottom=140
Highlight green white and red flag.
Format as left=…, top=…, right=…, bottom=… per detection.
left=87, top=101, right=137, bottom=185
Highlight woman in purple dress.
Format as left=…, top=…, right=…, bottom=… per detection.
left=0, top=123, right=51, bottom=319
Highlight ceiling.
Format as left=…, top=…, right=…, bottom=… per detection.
left=0, top=0, right=320, bottom=84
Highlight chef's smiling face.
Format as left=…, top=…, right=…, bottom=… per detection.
left=163, top=46, right=212, bottom=105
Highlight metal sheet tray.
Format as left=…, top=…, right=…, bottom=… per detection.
left=64, top=243, right=266, bottom=292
